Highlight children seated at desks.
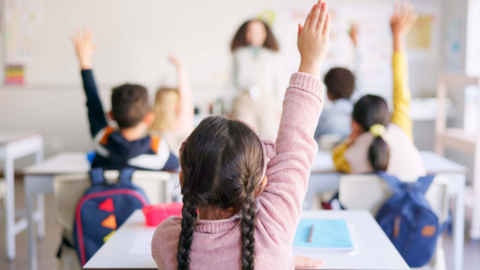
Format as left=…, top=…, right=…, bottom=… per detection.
left=150, top=55, right=194, bottom=156
left=314, top=23, right=361, bottom=141
left=333, top=1, right=426, bottom=176
left=72, top=30, right=179, bottom=171
left=152, top=1, right=330, bottom=269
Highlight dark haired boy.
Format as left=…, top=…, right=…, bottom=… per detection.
left=72, top=29, right=179, bottom=171
left=314, top=24, right=362, bottom=140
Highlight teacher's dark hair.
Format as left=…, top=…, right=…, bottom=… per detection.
left=231, top=20, right=279, bottom=52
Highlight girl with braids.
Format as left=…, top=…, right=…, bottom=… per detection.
left=333, top=1, right=425, bottom=177
left=152, top=1, right=330, bottom=269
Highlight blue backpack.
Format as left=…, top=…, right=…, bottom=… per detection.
left=376, top=172, right=439, bottom=268
left=73, top=168, right=149, bottom=265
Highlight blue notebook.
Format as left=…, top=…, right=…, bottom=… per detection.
left=293, top=219, right=354, bottom=252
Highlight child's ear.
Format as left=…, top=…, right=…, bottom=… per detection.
left=351, top=119, right=363, bottom=133
left=326, top=91, right=334, bottom=101
left=255, top=176, right=268, bottom=197
left=108, top=111, right=115, bottom=121
left=142, top=112, right=155, bottom=127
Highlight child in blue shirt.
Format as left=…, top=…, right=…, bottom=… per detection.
left=314, top=24, right=363, bottom=141
left=72, top=29, right=179, bottom=171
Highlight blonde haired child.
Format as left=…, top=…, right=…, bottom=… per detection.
left=151, top=55, right=194, bottom=156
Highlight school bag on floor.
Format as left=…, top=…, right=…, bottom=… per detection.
left=73, top=168, right=149, bottom=266
left=376, top=172, right=439, bottom=268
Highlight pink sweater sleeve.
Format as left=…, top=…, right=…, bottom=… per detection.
left=258, top=72, right=323, bottom=239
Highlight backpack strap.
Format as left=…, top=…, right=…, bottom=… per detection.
left=89, top=168, right=106, bottom=186
left=377, top=171, right=404, bottom=194
left=118, top=168, right=135, bottom=185
left=413, top=175, right=435, bottom=195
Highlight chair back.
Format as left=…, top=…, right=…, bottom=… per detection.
left=339, top=174, right=449, bottom=222
left=338, top=174, right=449, bottom=270
left=54, top=170, right=172, bottom=233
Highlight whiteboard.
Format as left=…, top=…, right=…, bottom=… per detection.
left=2, top=0, right=441, bottom=94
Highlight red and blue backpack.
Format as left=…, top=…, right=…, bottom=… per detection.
left=73, top=168, right=149, bottom=265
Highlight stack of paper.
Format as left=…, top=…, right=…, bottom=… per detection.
left=293, top=219, right=354, bottom=252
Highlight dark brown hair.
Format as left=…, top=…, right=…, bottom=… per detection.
left=177, top=116, right=265, bottom=270
left=352, top=95, right=390, bottom=171
left=324, top=68, right=355, bottom=100
left=230, top=20, right=279, bottom=52
left=111, top=84, right=150, bottom=128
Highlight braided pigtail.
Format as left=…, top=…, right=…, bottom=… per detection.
left=240, top=191, right=257, bottom=270
left=177, top=184, right=198, bottom=270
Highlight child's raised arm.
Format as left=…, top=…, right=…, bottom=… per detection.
left=390, top=1, right=417, bottom=140
left=72, top=29, right=108, bottom=138
left=258, top=0, right=330, bottom=236
left=169, top=54, right=194, bottom=134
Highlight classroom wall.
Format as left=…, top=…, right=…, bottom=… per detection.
left=0, top=0, right=473, bottom=171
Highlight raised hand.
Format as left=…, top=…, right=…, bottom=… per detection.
left=297, top=0, right=331, bottom=77
left=391, top=1, right=418, bottom=51
left=349, top=22, right=359, bottom=47
left=71, top=29, right=98, bottom=70
left=169, top=54, right=183, bottom=69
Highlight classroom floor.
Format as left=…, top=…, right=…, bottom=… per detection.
left=0, top=179, right=480, bottom=270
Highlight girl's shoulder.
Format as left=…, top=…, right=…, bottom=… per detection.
left=153, top=216, right=182, bottom=241
left=152, top=217, right=182, bottom=268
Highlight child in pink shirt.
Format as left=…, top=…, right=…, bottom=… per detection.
left=152, top=1, right=331, bottom=269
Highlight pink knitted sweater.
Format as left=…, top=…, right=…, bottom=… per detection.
left=152, top=72, right=324, bottom=270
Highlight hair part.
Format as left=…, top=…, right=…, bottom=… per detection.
left=177, top=116, right=264, bottom=270
left=324, top=68, right=355, bottom=100
left=230, top=20, right=279, bottom=52
left=352, top=95, right=390, bottom=171
left=151, top=88, right=180, bottom=131
left=111, top=83, right=150, bottom=129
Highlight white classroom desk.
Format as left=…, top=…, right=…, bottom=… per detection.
left=0, top=132, right=43, bottom=261
left=22, top=152, right=180, bottom=270
left=23, top=151, right=466, bottom=270
left=84, top=209, right=408, bottom=270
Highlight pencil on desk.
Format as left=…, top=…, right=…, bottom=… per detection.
left=308, top=224, right=314, bottom=243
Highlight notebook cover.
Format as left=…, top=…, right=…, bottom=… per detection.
left=293, top=219, right=354, bottom=251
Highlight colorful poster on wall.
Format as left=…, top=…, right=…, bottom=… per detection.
left=408, top=15, right=434, bottom=50
left=6, top=65, right=24, bottom=84
left=4, top=0, right=45, bottom=84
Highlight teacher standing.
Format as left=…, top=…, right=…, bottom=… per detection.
left=226, top=19, right=285, bottom=141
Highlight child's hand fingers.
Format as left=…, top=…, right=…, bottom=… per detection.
left=310, top=0, right=323, bottom=30
left=323, top=13, right=331, bottom=38
left=394, top=1, right=400, bottom=16
left=85, top=29, right=93, bottom=43
left=303, top=4, right=316, bottom=30
left=316, top=2, right=328, bottom=32
left=297, top=23, right=303, bottom=38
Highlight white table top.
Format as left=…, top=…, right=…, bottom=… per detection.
left=311, top=150, right=468, bottom=174
left=23, top=152, right=90, bottom=175
left=295, top=210, right=408, bottom=270
left=84, top=210, right=408, bottom=270
left=23, top=150, right=467, bottom=177
left=0, top=131, right=41, bottom=146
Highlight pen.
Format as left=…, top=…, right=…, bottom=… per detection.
left=308, top=224, right=314, bottom=243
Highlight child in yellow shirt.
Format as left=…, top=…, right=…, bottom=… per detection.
left=333, top=1, right=425, bottom=177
